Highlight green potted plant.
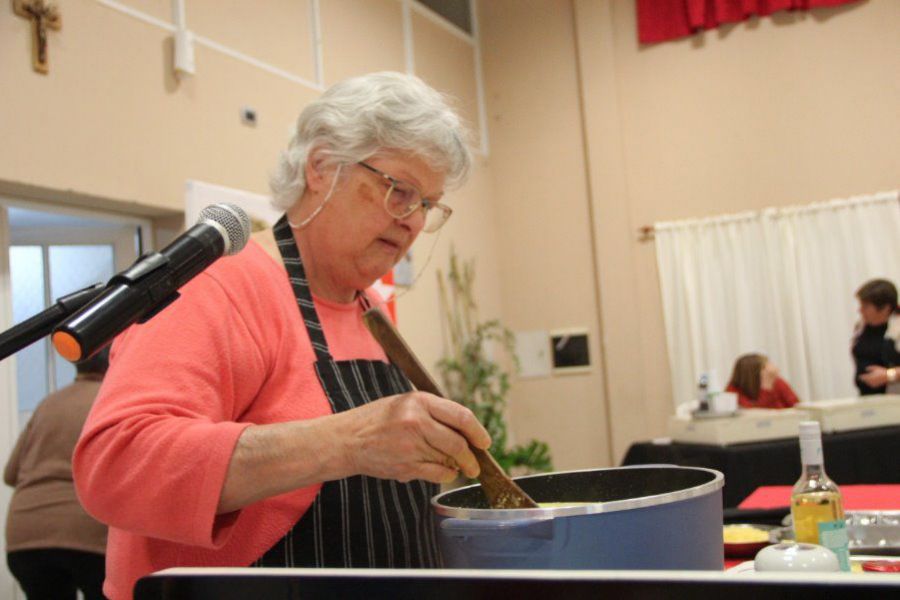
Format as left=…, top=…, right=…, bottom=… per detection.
left=436, top=250, right=552, bottom=477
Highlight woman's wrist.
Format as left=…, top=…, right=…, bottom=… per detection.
left=305, top=412, right=360, bottom=481
left=275, top=415, right=360, bottom=484
left=888, top=367, right=898, bottom=384
left=217, top=415, right=356, bottom=514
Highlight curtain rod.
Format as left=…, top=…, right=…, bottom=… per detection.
left=637, top=190, right=898, bottom=243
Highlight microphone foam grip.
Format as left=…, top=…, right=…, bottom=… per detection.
left=199, top=203, right=251, bottom=255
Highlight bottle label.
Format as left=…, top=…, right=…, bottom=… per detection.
left=817, top=520, right=851, bottom=572
left=800, top=438, right=823, bottom=466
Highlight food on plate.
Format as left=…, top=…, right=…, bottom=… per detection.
left=723, top=525, right=770, bottom=544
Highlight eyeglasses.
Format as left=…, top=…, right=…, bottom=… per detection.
left=357, top=162, right=452, bottom=233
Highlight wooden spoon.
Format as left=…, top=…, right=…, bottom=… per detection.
left=364, top=307, right=539, bottom=509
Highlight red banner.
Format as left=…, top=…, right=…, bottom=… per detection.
left=637, top=0, right=862, bottom=44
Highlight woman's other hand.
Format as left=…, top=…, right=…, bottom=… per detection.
left=338, top=393, right=491, bottom=484
left=859, top=365, right=889, bottom=388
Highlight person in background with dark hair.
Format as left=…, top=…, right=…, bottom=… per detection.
left=4, top=348, right=110, bottom=600
left=853, top=278, right=900, bottom=395
left=726, top=353, right=799, bottom=409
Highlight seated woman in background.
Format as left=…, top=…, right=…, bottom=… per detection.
left=727, top=353, right=799, bottom=409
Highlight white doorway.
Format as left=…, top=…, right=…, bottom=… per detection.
left=0, top=198, right=151, bottom=599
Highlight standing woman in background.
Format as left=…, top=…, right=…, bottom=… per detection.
left=853, top=279, right=900, bottom=395
left=5, top=349, right=109, bottom=600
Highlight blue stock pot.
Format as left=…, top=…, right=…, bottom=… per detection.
left=432, top=465, right=724, bottom=570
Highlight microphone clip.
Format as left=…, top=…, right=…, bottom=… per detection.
left=112, top=251, right=182, bottom=321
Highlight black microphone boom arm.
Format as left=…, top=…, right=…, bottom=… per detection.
left=0, top=283, right=105, bottom=362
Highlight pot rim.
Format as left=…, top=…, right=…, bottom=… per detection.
left=431, top=465, right=724, bottom=520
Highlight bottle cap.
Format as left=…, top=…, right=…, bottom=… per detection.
left=799, top=421, right=821, bottom=439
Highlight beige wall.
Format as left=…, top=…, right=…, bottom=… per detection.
left=4, top=0, right=898, bottom=472
left=1, top=0, right=313, bottom=215
left=0, top=0, right=501, bottom=379
left=479, top=0, right=613, bottom=470
left=480, top=0, right=899, bottom=464
left=581, top=0, right=900, bottom=461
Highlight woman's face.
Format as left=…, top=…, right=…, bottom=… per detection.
left=858, top=301, right=892, bottom=326
left=299, top=150, right=446, bottom=296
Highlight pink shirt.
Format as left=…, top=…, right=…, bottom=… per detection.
left=73, top=240, right=388, bottom=599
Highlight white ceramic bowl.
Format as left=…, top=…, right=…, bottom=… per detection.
left=754, top=542, right=840, bottom=572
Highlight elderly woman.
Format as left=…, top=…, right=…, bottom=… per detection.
left=73, top=72, right=491, bottom=599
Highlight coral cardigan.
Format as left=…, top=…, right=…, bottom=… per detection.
left=727, top=377, right=799, bottom=409
left=73, top=240, right=388, bottom=599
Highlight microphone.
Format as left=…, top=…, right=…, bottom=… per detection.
left=52, top=204, right=251, bottom=362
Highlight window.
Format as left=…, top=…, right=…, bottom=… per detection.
left=49, top=245, right=116, bottom=387
left=9, top=246, right=48, bottom=415
left=6, top=205, right=143, bottom=426
left=416, top=0, right=472, bottom=34
left=10, top=244, right=115, bottom=418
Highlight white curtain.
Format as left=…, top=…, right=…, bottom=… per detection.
left=656, top=190, right=900, bottom=409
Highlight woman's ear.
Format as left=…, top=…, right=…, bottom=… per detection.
left=304, top=148, right=329, bottom=193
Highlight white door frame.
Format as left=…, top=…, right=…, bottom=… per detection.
left=0, top=198, right=153, bottom=599
left=0, top=197, right=153, bottom=255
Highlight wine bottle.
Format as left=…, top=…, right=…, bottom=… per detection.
left=790, top=421, right=850, bottom=571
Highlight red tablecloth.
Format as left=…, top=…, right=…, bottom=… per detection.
left=724, top=484, right=900, bottom=569
left=739, top=484, right=900, bottom=511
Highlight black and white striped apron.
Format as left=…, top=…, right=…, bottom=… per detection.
left=253, top=216, right=440, bottom=568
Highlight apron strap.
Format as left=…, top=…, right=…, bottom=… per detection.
left=273, top=216, right=333, bottom=363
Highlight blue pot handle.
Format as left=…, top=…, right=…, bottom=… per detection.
left=440, top=518, right=554, bottom=540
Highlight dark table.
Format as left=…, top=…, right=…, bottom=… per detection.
left=622, top=425, right=900, bottom=508
left=135, top=568, right=898, bottom=599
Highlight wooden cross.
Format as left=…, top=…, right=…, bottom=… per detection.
left=13, top=0, right=62, bottom=74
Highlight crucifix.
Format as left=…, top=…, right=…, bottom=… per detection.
left=13, top=0, right=62, bottom=74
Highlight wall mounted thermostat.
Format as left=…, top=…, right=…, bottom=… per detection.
left=550, top=328, right=590, bottom=374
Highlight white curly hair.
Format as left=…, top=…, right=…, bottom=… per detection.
left=270, top=72, right=472, bottom=210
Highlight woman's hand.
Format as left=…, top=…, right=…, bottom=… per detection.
left=216, top=393, right=490, bottom=514
left=859, top=365, right=889, bottom=388
left=760, top=362, right=779, bottom=391
left=337, top=392, right=491, bottom=484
